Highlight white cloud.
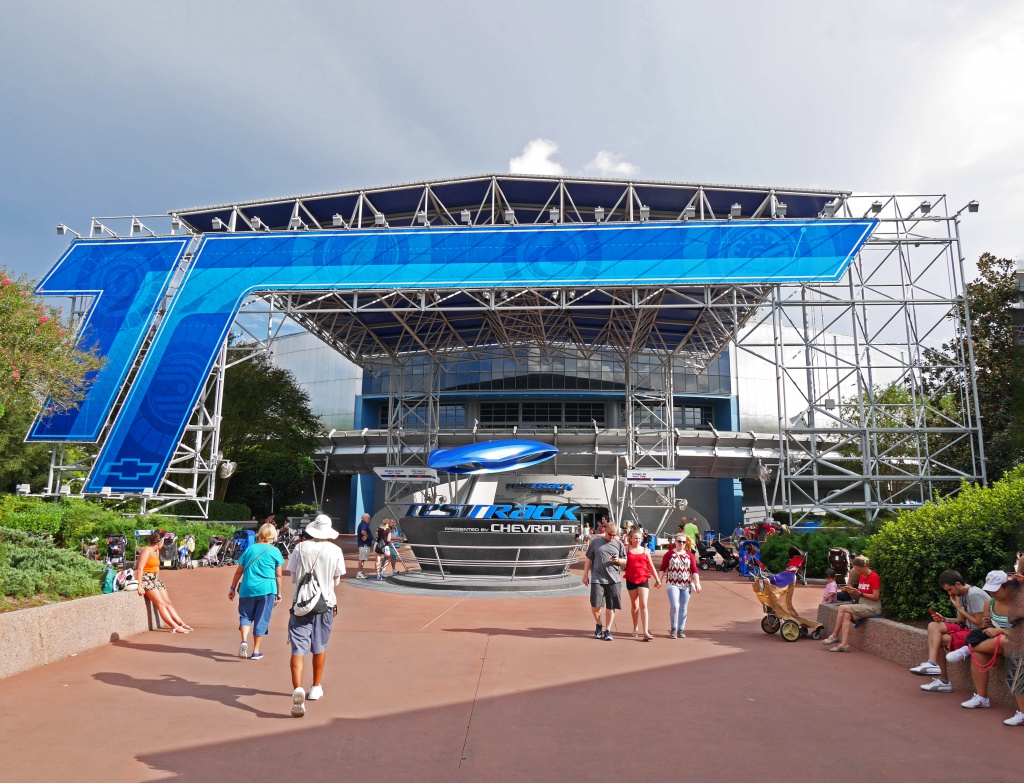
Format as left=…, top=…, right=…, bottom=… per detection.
left=509, top=139, right=566, bottom=175
left=584, top=150, right=638, bottom=177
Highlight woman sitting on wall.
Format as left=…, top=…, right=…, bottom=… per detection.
left=821, top=555, right=880, bottom=652
left=136, top=531, right=193, bottom=633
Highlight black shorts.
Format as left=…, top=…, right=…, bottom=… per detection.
left=590, top=581, right=622, bottom=610
left=626, top=579, right=650, bottom=591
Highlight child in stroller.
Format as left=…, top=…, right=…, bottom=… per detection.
left=178, top=535, right=196, bottom=569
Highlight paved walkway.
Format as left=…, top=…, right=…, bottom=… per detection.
left=0, top=541, right=1019, bottom=782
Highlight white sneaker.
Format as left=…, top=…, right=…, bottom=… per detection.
left=355, top=573, right=366, bottom=580
left=920, top=678, right=952, bottom=692
left=1003, top=711, right=1024, bottom=726
left=946, top=646, right=971, bottom=664
left=307, top=685, right=324, bottom=701
left=291, top=687, right=306, bottom=717
left=238, top=641, right=248, bottom=659
left=909, top=661, right=940, bottom=676
left=960, top=693, right=990, bottom=709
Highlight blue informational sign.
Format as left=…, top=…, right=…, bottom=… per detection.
left=34, top=220, right=875, bottom=493
left=26, top=238, right=189, bottom=442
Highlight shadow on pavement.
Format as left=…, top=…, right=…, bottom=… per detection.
left=93, top=672, right=292, bottom=720
left=113, top=639, right=239, bottom=662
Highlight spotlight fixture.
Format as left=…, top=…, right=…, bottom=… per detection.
left=638, top=205, right=650, bottom=222
left=870, top=200, right=883, bottom=215
left=504, top=208, right=515, bottom=224
left=549, top=207, right=560, bottom=223
left=775, top=202, right=788, bottom=219
left=417, top=210, right=429, bottom=226
left=683, top=205, right=696, bottom=221
left=729, top=203, right=742, bottom=219
left=550, top=290, right=560, bottom=301
left=91, top=220, right=116, bottom=237
left=211, top=217, right=225, bottom=230
left=967, top=200, right=979, bottom=213
left=821, top=200, right=838, bottom=218
left=919, top=200, right=931, bottom=215
left=170, top=216, right=183, bottom=231
left=461, top=209, right=472, bottom=224
left=251, top=217, right=264, bottom=230
left=374, top=212, right=386, bottom=227
left=332, top=214, right=346, bottom=228
left=55, top=224, right=81, bottom=237
left=569, top=289, right=576, bottom=299
left=594, top=206, right=604, bottom=223
left=288, top=215, right=303, bottom=230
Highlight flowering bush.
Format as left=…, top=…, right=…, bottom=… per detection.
left=0, top=268, right=104, bottom=420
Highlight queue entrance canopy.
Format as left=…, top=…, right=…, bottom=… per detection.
left=31, top=174, right=986, bottom=526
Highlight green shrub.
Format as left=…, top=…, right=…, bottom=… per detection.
left=759, top=530, right=871, bottom=578
left=866, top=468, right=1024, bottom=621
left=207, top=501, right=252, bottom=521
left=0, top=525, right=104, bottom=601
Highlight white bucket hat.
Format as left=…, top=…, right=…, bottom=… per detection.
left=982, top=570, right=1008, bottom=593
left=305, top=513, right=339, bottom=540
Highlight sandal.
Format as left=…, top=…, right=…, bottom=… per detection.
left=171, top=626, right=189, bottom=634
left=644, top=634, right=654, bottom=642
left=820, top=635, right=839, bottom=645
left=632, top=630, right=639, bottom=639
left=827, top=644, right=850, bottom=653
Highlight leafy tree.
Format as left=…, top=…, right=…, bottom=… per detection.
left=0, top=268, right=104, bottom=420
left=215, top=350, right=322, bottom=504
left=922, top=253, right=1022, bottom=482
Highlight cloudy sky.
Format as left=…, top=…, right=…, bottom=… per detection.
left=2, top=1, right=1021, bottom=281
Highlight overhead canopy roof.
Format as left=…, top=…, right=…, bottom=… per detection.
left=171, top=175, right=859, bottom=369
left=173, top=173, right=847, bottom=233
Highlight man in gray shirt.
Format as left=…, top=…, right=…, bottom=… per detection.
left=911, top=569, right=989, bottom=691
left=583, top=521, right=627, bottom=641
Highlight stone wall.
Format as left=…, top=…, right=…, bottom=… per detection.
left=817, top=603, right=1013, bottom=706
left=0, top=591, right=151, bottom=680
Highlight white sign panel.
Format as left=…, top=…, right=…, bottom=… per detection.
left=624, top=469, right=690, bottom=486
left=374, top=466, right=439, bottom=483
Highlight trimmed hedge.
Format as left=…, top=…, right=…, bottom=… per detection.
left=0, top=497, right=240, bottom=559
left=759, top=530, right=871, bottom=579
left=0, top=526, right=104, bottom=602
left=866, top=467, right=1024, bottom=622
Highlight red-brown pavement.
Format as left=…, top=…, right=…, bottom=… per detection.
left=1, top=539, right=1019, bottom=783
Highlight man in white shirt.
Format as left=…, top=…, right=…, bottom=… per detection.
left=285, top=514, right=346, bottom=717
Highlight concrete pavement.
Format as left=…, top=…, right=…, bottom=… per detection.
left=0, top=542, right=1019, bottom=782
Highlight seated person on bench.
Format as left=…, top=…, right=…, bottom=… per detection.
left=821, top=556, right=881, bottom=653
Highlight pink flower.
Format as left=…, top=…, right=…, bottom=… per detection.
left=39, top=315, right=49, bottom=323
left=11, top=368, right=19, bottom=379
left=1, top=278, right=10, bottom=286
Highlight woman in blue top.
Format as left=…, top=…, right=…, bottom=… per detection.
left=228, top=523, right=285, bottom=660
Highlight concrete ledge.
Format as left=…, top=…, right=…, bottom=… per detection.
left=817, top=603, right=1013, bottom=706
left=0, top=591, right=151, bottom=680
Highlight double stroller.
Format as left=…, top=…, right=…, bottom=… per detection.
left=753, top=547, right=824, bottom=642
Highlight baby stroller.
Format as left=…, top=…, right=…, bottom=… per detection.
left=178, top=534, right=196, bottom=569
left=753, top=565, right=824, bottom=642
left=201, top=535, right=227, bottom=567
left=159, top=531, right=180, bottom=569
left=712, top=539, right=740, bottom=572
left=828, top=547, right=851, bottom=587
left=276, top=525, right=298, bottom=559
left=105, top=534, right=128, bottom=569
left=224, top=529, right=256, bottom=566
left=695, top=538, right=719, bottom=571
left=81, top=537, right=100, bottom=560
left=737, top=540, right=762, bottom=579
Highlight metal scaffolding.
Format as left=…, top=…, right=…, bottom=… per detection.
left=40, top=176, right=984, bottom=525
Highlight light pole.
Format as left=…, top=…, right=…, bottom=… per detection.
left=258, top=482, right=274, bottom=515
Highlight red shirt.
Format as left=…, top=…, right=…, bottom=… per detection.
left=857, top=570, right=881, bottom=597
left=624, top=551, right=653, bottom=583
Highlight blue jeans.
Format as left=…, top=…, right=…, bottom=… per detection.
left=667, top=583, right=691, bottom=631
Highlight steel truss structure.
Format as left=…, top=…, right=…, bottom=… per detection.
left=43, top=176, right=983, bottom=524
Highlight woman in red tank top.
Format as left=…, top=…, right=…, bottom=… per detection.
left=625, top=530, right=661, bottom=641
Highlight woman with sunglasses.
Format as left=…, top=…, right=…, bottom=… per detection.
left=657, top=534, right=701, bottom=638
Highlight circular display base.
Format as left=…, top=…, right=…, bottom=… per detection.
left=348, top=571, right=586, bottom=598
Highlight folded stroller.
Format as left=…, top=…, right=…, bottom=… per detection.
left=159, top=531, right=179, bottom=569
left=202, top=535, right=227, bottom=567
left=828, top=547, right=851, bottom=587
left=105, top=534, right=128, bottom=569
left=712, top=539, right=740, bottom=572
left=223, top=529, right=256, bottom=566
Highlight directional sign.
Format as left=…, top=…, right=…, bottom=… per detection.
left=624, top=469, right=691, bottom=486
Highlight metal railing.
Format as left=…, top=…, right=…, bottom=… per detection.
left=399, top=542, right=583, bottom=581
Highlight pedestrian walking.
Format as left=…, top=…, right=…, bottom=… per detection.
left=285, top=514, right=346, bottom=717
left=227, top=522, right=284, bottom=660
left=355, top=512, right=373, bottom=579
left=582, top=521, right=626, bottom=641
left=374, top=518, right=392, bottom=580
left=136, top=531, right=193, bottom=634
left=658, top=533, right=701, bottom=638
left=625, top=529, right=661, bottom=640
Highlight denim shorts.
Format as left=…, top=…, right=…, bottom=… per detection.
left=237, top=594, right=276, bottom=637
left=288, top=609, right=335, bottom=655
